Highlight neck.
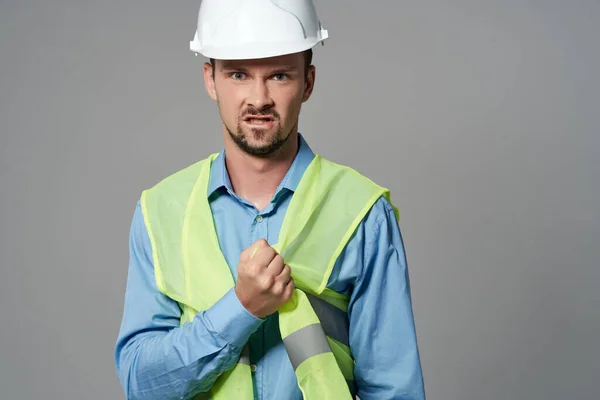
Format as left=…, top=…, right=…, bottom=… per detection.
left=223, top=129, right=299, bottom=212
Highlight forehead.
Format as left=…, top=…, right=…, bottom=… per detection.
left=216, top=52, right=304, bottom=71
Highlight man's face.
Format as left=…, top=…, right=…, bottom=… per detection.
left=203, top=52, right=315, bottom=157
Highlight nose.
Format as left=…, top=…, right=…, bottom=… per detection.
left=248, top=79, right=274, bottom=111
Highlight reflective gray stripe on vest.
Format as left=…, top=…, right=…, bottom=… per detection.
left=305, top=292, right=350, bottom=347
left=283, top=323, right=331, bottom=370
left=238, top=344, right=250, bottom=365
left=283, top=324, right=357, bottom=396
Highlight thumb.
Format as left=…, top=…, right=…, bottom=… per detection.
left=240, top=238, right=270, bottom=262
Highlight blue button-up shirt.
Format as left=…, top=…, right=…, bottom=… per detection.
left=114, top=135, right=425, bottom=399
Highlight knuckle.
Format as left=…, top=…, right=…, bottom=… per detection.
left=261, top=275, right=275, bottom=291
left=264, top=247, right=277, bottom=259
left=273, top=254, right=284, bottom=267
left=272, top=283, right=284, bottom=296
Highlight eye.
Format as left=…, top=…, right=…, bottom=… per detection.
left=230, top=72, right=247, bottom=80
left=272, top=73, right=289, bottom=81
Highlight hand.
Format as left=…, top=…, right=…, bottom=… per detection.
left=235, top=238, right=294, bottom=318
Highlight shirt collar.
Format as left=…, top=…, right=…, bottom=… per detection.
left=207, top=133, right=315, bottom=199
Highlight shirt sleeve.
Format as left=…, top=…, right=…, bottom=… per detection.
left=349, top=197, right=426, bottom=400
left=114, top=201, right=264, bottom=400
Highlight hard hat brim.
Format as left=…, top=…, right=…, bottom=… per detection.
left=190, top=35, right=327, bottom=60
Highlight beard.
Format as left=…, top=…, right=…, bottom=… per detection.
left=225, top=107, right=294, bottom=158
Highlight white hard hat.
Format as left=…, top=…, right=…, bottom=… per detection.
left=189, top=0, right=329, bottom=60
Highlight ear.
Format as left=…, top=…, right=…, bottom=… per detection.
left=302, top=65, right=316, bottom=102
left=203, top=62, right=217, bottom=101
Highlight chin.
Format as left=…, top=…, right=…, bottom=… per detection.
left=248, top=129, right=278, bottom=142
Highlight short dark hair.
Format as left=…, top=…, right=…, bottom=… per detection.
left=210, top=49, right=313, bottom=80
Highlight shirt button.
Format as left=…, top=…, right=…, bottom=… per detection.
left=250, top=364, right=257, bottom=372
left=255, top=215, right=263, bottom=223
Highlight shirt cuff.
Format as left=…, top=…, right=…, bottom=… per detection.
left=203, top=287, right=264, bottom=349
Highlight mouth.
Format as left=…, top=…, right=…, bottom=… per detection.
left=243, top=116, right=275, bottom=127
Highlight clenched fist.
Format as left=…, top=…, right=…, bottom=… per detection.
left=235, top=238, right=295, bottom=318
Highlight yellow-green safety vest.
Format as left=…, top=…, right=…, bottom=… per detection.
left=141, top=152, right=399, bottom=399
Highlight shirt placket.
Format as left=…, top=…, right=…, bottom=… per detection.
left=249, top=210, right=269, bottom=399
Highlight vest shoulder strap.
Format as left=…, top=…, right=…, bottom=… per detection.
left=141, top=153, right=219, bottom=299
left=275, top=154, right=395, bottom=294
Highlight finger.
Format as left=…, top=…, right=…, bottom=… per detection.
left=275, top=263, right=291, bottom=284
left=266, top=255, right=285, bottom=276
left=282, top=278, right=295, bottom=301
left=275, top=264, right=292, bottom=291
left=272, top=269, right=292, bottom=297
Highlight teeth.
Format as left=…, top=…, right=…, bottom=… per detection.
left=249, top=118, right=268, bottom=124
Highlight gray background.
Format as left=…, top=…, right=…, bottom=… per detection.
left=1, top=0, right=598, bottom=399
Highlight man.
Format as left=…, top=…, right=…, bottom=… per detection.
left=114, top=0, right=425, bottom=399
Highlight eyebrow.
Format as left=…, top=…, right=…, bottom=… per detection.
left=219, top=64, right=247, bottom=72
left=271, top=66, right=299, bottom=74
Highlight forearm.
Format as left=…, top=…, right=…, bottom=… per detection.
left=116, top=288, right=262, bottom=400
